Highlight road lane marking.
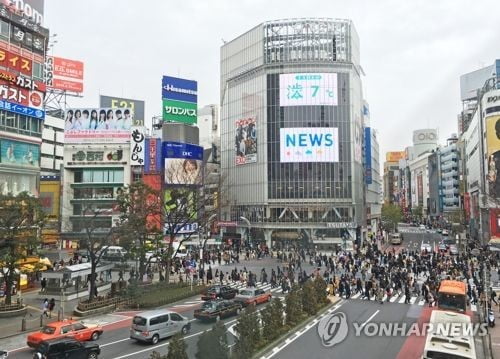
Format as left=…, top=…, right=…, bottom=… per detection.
left=418, top=299, right=426, bottom=306
left=390, top=295, right=399, bottom=303
left=398, top=296, right=406, bottom=304
left=410, top=296, right=417, bottom=304
left=352, top=293, right=361, bottom=299
left=359, top=309, right=379, bottom=330
left=261, top=300, right=345, bottom=359
left=471, top=304, right=477, bottom=312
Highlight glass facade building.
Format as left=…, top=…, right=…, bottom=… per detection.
left=220, top=18, right=365, bottom=244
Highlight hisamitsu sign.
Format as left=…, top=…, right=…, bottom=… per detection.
left=162, top=76, right=197, bottom=103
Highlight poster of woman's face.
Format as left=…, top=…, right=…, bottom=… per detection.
left=164, top=158, right=202, bottom=185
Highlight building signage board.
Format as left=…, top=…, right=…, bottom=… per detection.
left=1, top=0, right=45, bottom=25
left=386, top=151, right=406, bottom=162
left=68, top=149, right=124, bottom=165
left=161, top=76, right=197, bottom=103
left=326, top=222, right=356, bottom=229
left=0, top=68, right=45, bottom=91
left=280, top=127, right=339, bottom=163
left=279, top=73, right=338, bottom=107
left=0, top=138, right=39, bottom=167
left=163, top=141, right=203, bottom=185
left=486, top=115, right=500, bottom=198
left=165, top=222, right=199, bottom=234
left=100, top=95, right=145, bottom=126
left=0, top=98, right=43, bottom=118
left=162, top=98, right=197, bottom=124
left=235, top=117, right=257, bottom=165
left=45, top=56, right=84, bottom=93
left=130, top=126, right=145, bottom=166
left=0, top=84, right=43, bottom=109
left=365, top=127, right=372, bottom=185
left=144, top=138, right=161, bottom=174
left=64, top=108, right=133, bottom=144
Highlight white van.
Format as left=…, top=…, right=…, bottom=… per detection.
left=422, top=311, right=476, bottom=359
left=130, top=310, right=190, bottom=344
left=390, top=233, right=402, bottom=245
left=100, top=246, right=127, bottom=261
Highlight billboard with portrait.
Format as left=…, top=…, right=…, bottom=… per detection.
left=279, top=73, right=338, bottom=107
left=280, top=127, right=338, bottom=163
left=486, top=115, right=500, bottom=198
left=235, top=118, right=257, bottom=165
left=45, top=56, right=84, bottom=93
left=163, top=141, right=203, bottom=185
left=100, top=95, right=145, bottom=126
left=0, top=138, right=39, bottom=167
left=64, top=108, right=133, bottom=144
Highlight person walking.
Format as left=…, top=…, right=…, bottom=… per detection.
left=42, top=298, right=49, bottom=317
left=40, top=278, right=46, bottom=293
left=48, top=298, right=55, bottom=318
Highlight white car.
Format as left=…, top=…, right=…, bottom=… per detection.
left=449, top=245, right=458, bottom=255
left=419, top=224, right=426, bottom=230
left=145, top=251, right=159, bottom=263
left=421, top=242, right=432, bottom=253
left=442, top=229, right=449, bottom=236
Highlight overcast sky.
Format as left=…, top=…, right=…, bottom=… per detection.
left=45, top=0, right=500, bottom=160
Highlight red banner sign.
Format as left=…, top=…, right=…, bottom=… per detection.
left=0, top=84, right=43, bottom=109
left=0, top=48, right=32, bottom=76
left=52, top=78, right=83, bottom=93
left=53, top=57, right=84, bottom=80
left=0, top=69, right=45, bottom=92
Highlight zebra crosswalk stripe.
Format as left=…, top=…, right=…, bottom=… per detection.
left=410, top=296, right=417, bottom=304
left=398, top=296, right=406, bottom=304
left=390, top=295, right=398, bottom=303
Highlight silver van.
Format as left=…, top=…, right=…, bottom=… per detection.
left=130, top=310, right=190, bottom=344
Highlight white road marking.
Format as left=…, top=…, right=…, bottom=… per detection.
left=471, top=304, right=477, bottom=312
left=398, top=296, right=407, bottom=304
left=359, top=310, right=380, bottom=330
left=410, top=296, right=417, bottom=304
left=390, top=295, right=399, bottom=303
left=261, top=300, right=345, bottom=359
left=351, top=293, right=361, bottom=299
left=418, top=299, right=426, bottom=306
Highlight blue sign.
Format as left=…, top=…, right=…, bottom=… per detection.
left=162, top=76, right=198, bottom=103
left=162, top=141, right=203, bottom=161
left=364, top=127, right=372, bottom=185
left=0, top=99, right=45, bottom=119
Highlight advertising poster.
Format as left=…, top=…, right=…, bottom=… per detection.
left=0, top=138, right=39, bottom=167
left=235, top=117, right=257, bottom=165
left=280, top=127, right=339, bottom=163
left=163, top=141, right=203, bottom=185
left=0, top=84, right=44, bottom=110
left=365, top=127, right=372, bottom=185
left=162, top=99, right=197, bottom=124
left=45, top=56, right=84, bottom=93
left=64, top=108, right=133, bottom=144
left=164, top=189, right=197, bottom=226
left=417, top=174, right=423, bottom=206
left=130, top=126, right=145, bottom=166
left=279, top=73, right=338, bottom=107
left=386, top=151, right=406, bottom=162
left=100, top=95, right=145, bottom=126
left=486, top=115, right=500, bottom=198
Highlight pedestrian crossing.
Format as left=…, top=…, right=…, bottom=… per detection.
left=222, top=280, right=286, bottom=294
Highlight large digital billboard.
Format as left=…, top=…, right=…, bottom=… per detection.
left=0, top=138, right=39, bottom=167
left=365, top=127, right=372, bottom=185
left=279, top=128, right=338, bottom=163
left=162, top=99, right=197, bottom=124
left=279, top=73, right=338, bottom=107
left=486, top=115, right=500, bottom=198
left=100, top=95, right=145, bottom=126
left=235, top=117, right=257, bottom=165
left=162, top=76, right=197, bottom=103
left=163, top=141, right=203, bottom=185
left=64, top=108, right=133, bottom=144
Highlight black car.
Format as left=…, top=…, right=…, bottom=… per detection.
left=194, top=300, right=242, bottom=322
left=0, top=351, right=7, bottom=359
left=201, top=285, right=238, bottom=300
left=33, top=338, right=100, bottom=359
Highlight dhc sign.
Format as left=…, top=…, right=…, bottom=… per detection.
left=280, top=127, right=339, bottom=163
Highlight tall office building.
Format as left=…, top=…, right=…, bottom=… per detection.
left=220, top=18, right=366, bottom=248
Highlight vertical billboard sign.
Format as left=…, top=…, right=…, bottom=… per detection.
left=486, top=115, right=500, bottom=198
left=279, top=127, right=339, bottom=163
left=64, top=108, right=133, bottom=144
left=365, top=127, right=372, bottom=185
left=130, top=126, right=145, bottom=166
left=163, top=141, right=203, bottom=185
left=417, top=174, right=423, bottom=206
left=279, top=73, right=338, bottom=106
left=235, top=117, right=257, bottom=165
left=100, top=95, right=145, bottom=126
left=144, top=138, right=162, bottom=174
left=161, top=76, right=198, bottom=124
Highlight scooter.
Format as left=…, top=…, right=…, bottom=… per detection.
left=488, top=310, right=496, bottom=328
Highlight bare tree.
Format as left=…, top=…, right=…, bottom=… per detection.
left=0, top=192, right=44, bottom=305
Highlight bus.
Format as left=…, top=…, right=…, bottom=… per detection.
left=437, top=280, right=468, bottom=313
left=422, top=310, right=476, bottom=359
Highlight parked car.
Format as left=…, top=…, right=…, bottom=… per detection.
left=194, top=300, right=242, bottom=322
left=421, top=242, right=432, bottom=253
left=27, top=320, right=103, bottom=348
left=130, top=310, right=190, bottom=345
left=201, top=285, right=238, bottom=301
left=32, top=338, right=100, bottom=359
left=234, top=288, right=272, bottom=307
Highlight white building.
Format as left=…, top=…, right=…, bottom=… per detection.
left=40, top=115, right=64, bottom=176
left=409, top=152, right=432, bottom=216
left=197, top=104, right=219, bottom=150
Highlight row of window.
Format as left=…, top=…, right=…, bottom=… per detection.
left=0, top=110, right=42, bottom=136
left=73, top=169, right=124, bottom=184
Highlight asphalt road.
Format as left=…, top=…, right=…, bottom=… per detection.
left=265, top=299, right=422, bottom=359
left=390, top=225, right=446, bottom=253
